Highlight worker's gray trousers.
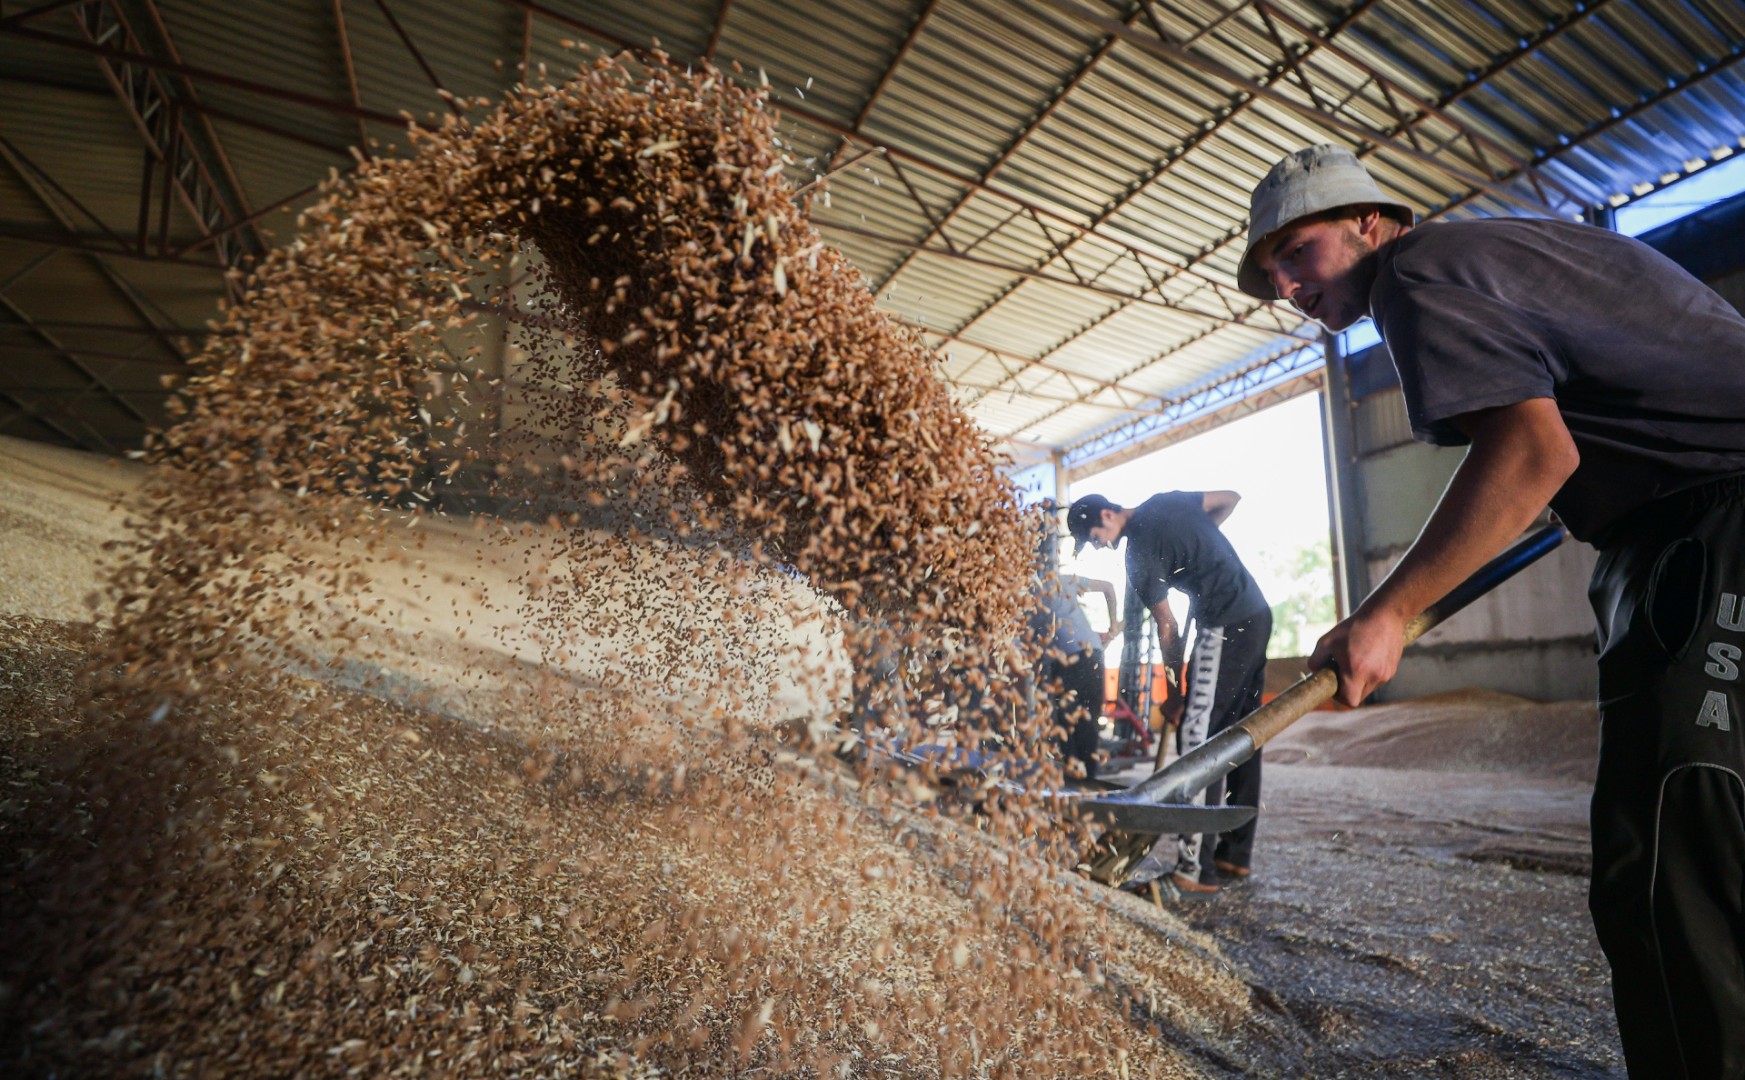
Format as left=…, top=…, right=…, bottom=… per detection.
left=1128, top=609, right=1270, bottom=885
left=1588, top=475, right=1745, bottom=1080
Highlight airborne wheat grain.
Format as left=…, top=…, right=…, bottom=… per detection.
left=0, top=47, right=1259, bottom=1080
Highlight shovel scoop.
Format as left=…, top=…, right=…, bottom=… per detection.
left=867, top=740, right=1260, bottom=835
left=1067, top=794, right=1257, bottom=836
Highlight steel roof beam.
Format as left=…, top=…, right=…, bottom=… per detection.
left=1, top=385, right=173, bottom=396
left=130, top=0, right=264, bottom=245
left=0, top=0, right=86, bottom=28
left=1062, top=0, right=1386, bottom=263
left=998, top=0, right=1635, bottom=449
left=5, top=347, right=155, bottom=420
left=1106, top=0, right=1625, bottom=312
left=0, top=248, right=61, bottom=295
left=905, top=319, right=1171, bottom=411
left=370, top=0, right=462, bottom=116
left=883, top=153, right=959, bottom=253
left=3, top=318, right=212, bottom=336
left=0, top=21, right=409, bottom=126
left=790, top=144, right=884, bottom=198
left=1040, top=0, right=1561, bottom=219
left=868, top=3, right=1146, bottom=298
left=814, top=140, right=1281, bottom=328
left=173, top=178, right=324, bottom=258
left=1, top=293, right=151, bottom=427
left=1425, top=37, right=1745, bottom=226
left=952, top=0, right=1380, bottom=433
left=12, top=8, right=361, bottom=270
left=1063, top=340, right=1325, bottom=469
left=902, top=0, right=1393, bottom=426
left=0, top=225, right=219, bottom=266
left=948, top=374, right=1148, bottom=414
left=1248, top=1, right=1584, bottom=206
left=849, top=0, right=941, bottom=136
left=805, top=0, right=940, bottom=200
left=1019, top=0, right=1556, bottom=219
left=821, top=219, right=1317, bottom=341
left=0, top=340, right=193, bottom=369
left=513, top=0, right=1323, bottom=394
left=332, top=0, right=372, bottom=155
left=1063, top=366, right=1325, bottom=481
left=0, top=133, right=131, bottom=251
left=703, top=0, right=731, bottom=63
left=1003, top=313, right=1298, bottom=445
left=503, top=0, right=1262, bottom=308
left=0, top=138, right=197, bottom=369
left=0, top=387, right=96, bottom=449
left=1440, top=0, right=1625, bottom=111
left=815, top=160, right=1302, bottom=336
left=76, top=1, right=256, bottom=269
left=1180, top=0, right=1259, bottom=47
left=0, top=71, right=357, bottom=158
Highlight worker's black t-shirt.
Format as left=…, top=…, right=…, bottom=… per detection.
left=1370, top=218, right=1745, bottom=543
left=1124, top=491, right=1270, bottom=627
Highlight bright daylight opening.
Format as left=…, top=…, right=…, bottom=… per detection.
left=1616, top=151, right=1745, bottom=237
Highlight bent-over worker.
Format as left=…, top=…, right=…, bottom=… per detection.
left=1069, top=489, right=1272, bottom=895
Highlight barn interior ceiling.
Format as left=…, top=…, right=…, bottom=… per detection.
left=3, top=0, right=1743, bottom=473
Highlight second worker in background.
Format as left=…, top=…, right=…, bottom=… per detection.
left=1030, top=515, right=1119, bottom=781
left=1069, top=489, right=1273, bottom=895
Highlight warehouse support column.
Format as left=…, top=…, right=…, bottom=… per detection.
left=1049, top=451, right=1067, bottom=508
left=1117, top=581, right=1147, bottom=714
left=1320, top=331, right=1368, bottom=620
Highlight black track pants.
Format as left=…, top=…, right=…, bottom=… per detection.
left=1588, top=477, right=1745, bottom=1079
left=1045, top=649, right=1104, bottom=780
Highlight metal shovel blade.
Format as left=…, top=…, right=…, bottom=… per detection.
left=1072, top=790, right=1257, bottom=835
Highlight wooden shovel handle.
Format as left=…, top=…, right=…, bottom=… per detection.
left=1236, top=524, right=1566, bottom=752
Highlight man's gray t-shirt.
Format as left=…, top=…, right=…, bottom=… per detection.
left=1125, top=491, right=1269, bottom=627
left=1029, top=576, right=1101, bottom=657
left=1370, top=218, right=1745, bottom=542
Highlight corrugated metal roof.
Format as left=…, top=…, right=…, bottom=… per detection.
left=2, top=0, right=1742, bottom=463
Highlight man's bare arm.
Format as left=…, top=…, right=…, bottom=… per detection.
left=1309, top=398, right=1578, bottom=706
left=1064, top=574, right=1119, bottom=630
left=1149, top=597, right=1180, bottom=660
left=1202, top=490, right=1241, bottom=526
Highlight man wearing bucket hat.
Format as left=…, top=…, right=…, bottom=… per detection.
left=1242, top=143, right=1745, bottom=1077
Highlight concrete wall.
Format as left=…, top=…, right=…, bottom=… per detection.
left=1365, top=513, right=1599, bottom=701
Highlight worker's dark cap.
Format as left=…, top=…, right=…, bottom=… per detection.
left=1066, top=493, right=1120, bottom=554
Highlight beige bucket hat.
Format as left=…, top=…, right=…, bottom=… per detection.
left=1237, top=144, right=1415, bottom=301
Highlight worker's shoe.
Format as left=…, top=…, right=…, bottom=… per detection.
left=1170, top=870, right=1220, bottom=897
left=1213, top=859, right=1252, bottom=883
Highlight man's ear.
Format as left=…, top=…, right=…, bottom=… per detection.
left=1354, top=205, right=1386, bottom=245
